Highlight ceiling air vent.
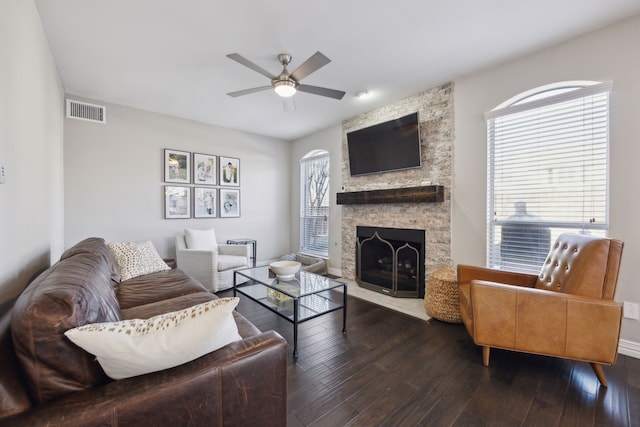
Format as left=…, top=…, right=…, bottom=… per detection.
left=66, top=99, right=106, bottom=123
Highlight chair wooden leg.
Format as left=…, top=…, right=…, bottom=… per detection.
left=590, top=363, right=608, bottom=387
left=482, top=346, right=490, bottom=366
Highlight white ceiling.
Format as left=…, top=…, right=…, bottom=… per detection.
left=35, top=0, right=640, bottom=141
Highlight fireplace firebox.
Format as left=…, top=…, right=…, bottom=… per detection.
left=356, top=226, right=425, bottom=298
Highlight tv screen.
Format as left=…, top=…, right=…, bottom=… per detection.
left=347, top=112, right=421, bottom=176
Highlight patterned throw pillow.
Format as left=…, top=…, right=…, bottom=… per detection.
left=64, top=298, right=242, bottom=379
left=106, top=241, right=170, bottom=281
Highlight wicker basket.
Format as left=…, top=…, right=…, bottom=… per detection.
left=424, top=266, right=461, bottom=323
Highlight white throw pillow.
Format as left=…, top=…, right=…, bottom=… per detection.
left=107, top=241, right=170, bottom=281
left=65, top=298, right=241, bottom=379
left=185, top=228, right=218, bottom=251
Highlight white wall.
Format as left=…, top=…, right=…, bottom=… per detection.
left=64, top=99, right=291, bottom=262
left=0, top=0, right=65, bottom=309
left=290, top=124, right=343, bottom=274
left=453, top=14, right=640, bottom=347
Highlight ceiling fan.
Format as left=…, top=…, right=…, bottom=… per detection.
left=226, top=51, right=346, bottom=101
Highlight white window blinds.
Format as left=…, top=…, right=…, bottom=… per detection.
left=485, top=82, right=610, bottom=273
left=300, top=151, right=330, bottom=256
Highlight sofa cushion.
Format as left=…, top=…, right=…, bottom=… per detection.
left=117, top=268, right=208, bottom=310
left=11, top=252, right=121, bottom=403
left=120, top=292, right=217, bottom=320
left=65, top=298, right=242, bottom=380
left=107, top=241, right=170, bottom=281
left=232, top=311, right=262, bottom=338
left=185, top=228, right=218, bottom=251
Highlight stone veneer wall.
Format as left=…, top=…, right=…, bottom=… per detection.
left=341, top=83, right=453, bottom=282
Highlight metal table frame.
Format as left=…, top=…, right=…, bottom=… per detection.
left=233, top=266, right=347, bottom=357
left=226, top=239, right=257, bottom=267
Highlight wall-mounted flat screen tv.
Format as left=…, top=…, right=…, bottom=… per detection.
left=347, top=112, right=421, bottom=176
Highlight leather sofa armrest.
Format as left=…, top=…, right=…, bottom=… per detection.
left=0, top=331, right=288, bottom=427
left=469, top=280, right=622, bottom=364
left=457, top=264, right=538, bottom=287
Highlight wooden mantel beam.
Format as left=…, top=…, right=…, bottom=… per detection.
left=336, top=185, right=444, bottom=205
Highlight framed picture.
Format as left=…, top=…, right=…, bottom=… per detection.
left=194, top=187, right=217, bottom=218
left=164, top=149, right=191, bottom=183
left=219, top=156, right=240, bottom=186
left=193, top=153, right=217, bottom=185
left=164, top=186, right=191, bottom=219
left=220, top=188, right=240, bottom=218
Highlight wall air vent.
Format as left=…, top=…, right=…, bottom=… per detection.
left=66, top=99, right=106, bottom=123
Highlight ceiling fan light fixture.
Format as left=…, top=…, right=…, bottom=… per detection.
left=228, top=52, right=344, bottom=102
left=273, top=80, right=297, bottom=97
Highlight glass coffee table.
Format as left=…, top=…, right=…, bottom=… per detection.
left=233, top=266, right=347, bottom=357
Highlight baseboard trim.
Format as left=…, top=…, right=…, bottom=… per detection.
left=619, top=339, right=640, bottom=359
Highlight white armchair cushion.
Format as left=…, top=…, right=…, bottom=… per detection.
left=218, top=254, right=249, bottom=271
left=185, top=228, right=218, bottom=252
left=65, top=298, right=241, bottom=379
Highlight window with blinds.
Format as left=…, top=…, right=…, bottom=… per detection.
left=300, top=150, right=330, bottom=256
left=485, top=81, right=610, bottom=273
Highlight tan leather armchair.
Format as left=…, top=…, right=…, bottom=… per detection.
left=458, top=233, right=624, bottom=386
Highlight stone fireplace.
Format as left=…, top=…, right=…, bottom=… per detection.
left=340, top=83, right=453, bottom=291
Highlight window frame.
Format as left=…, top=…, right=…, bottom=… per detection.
left=299, top=150, right=330, bottom=257
left=485, top=81, right=611, bottom=273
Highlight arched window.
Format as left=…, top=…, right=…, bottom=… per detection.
left=299, top=150, right=330, bottom=256
left=485, top=81, right=611, bottom=273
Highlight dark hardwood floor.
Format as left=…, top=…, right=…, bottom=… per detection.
left=219, top=289, right=640, bottom=427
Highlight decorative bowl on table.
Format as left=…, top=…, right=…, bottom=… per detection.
left=269, top=260, right=301, bottom=280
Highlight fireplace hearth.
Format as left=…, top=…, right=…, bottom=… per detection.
left=356, top=226, right=425, bottom=298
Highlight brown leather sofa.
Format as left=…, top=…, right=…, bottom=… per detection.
left=0, top=238, right=287, bottom=426
left=458, top=233, right=624, bottom=386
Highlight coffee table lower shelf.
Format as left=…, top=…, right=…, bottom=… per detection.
left=233, top=271, right=347, bottom=358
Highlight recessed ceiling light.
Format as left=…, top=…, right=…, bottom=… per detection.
left=355, top=90, right=370, bottom=99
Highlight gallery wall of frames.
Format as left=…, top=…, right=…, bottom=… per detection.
left=163, top=149, right=240, bottom=219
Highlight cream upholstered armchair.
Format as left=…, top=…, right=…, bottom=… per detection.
left=458, top=233, right=624, bottom=386
left=175, top=229, right=250, bottom=292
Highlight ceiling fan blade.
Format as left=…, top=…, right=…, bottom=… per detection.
left=226, top=53, right=276, bottom=80
left=226, top=86, right=272, bottom=97
left=290, top=51, right=331, bottom=82
left=298, top=84, right=346, bottom=100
